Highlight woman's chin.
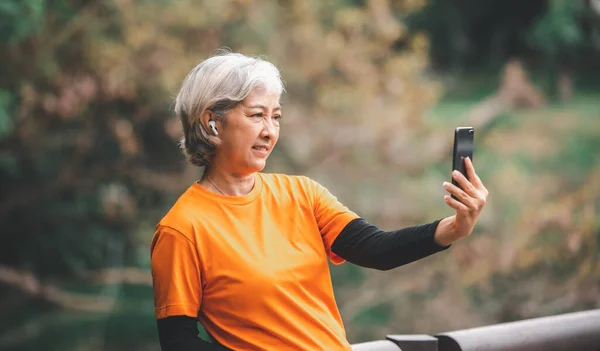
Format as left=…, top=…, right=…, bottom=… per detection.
left=243, top=159, right=267, bottom=173
left=254, top=160, right=267, bottom=172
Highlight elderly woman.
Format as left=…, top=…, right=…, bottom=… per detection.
left=151, top=52, right=488, bottom=351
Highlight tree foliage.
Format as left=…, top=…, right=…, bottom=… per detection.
left=529, top=0, right=586, bottom=55
left=407, top=0, right=600, bottom=72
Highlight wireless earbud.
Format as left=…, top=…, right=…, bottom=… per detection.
left=208, top=120, right=218, bottom=136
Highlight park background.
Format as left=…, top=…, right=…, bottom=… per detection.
left=1, top=0, right=599, bottom=349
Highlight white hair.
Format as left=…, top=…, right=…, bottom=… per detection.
left=175, top=49, right=285, bottom=167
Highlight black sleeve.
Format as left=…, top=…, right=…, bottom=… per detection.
left=331, top=218, right=450, bottom=271
left=157, top=316, right=230, bottom=351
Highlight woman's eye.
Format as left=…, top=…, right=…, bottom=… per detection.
left=251, top=113, right=263, bottom=118
left=273, top=115, right=282, bottom=121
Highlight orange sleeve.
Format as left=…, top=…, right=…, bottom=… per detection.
left=313, top=180, right=360, bottom=264
left=150, top=225, right=202, bottom=319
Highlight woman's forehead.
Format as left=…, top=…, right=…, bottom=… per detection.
left=242, top=87, right=281, bottom=109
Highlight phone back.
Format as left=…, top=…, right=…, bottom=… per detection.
left=452, top=127, right=474, bottom=187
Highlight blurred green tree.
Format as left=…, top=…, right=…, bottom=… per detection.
left=528, top=0, right=586, bottom=99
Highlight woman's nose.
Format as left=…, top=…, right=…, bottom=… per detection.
left=261, top=118, right=277, bottom=137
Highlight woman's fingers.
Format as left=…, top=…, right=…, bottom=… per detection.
left=464, top=157, right=488, bottom=195
left=444, top=194, right=469, bottom=213
left=451, top=170, right=479, bottom=198
left=443, top=181, right=474, bottom=208
left=464, top=157, right=476, bottom=182
left=445, top=175, right=486, bottom=211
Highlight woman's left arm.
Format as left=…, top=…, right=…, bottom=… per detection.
left=331, top=157, right=488, bottom=270
left=331, top=217, right=447, bottom=271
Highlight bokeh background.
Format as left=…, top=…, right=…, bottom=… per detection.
left=1, top=0, right=600, bottom=349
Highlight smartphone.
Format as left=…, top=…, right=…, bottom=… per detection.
left=452, top=127, right=474, bottom=198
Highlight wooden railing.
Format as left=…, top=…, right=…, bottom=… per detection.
left=351, top=309, right=600, bottom=351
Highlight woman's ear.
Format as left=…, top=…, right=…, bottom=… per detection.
left=199, top=109, right=214, bottom=134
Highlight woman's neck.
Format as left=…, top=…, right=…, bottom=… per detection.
left=201, top=167, right=256, bottom=196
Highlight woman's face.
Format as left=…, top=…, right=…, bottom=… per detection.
left=212, top=86, right=281, bottom=175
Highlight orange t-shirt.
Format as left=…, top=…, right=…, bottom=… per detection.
left=150, top=173, right=359, bottom=351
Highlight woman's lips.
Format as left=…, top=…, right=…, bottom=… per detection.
left=252, top=145, right=269, bottom=157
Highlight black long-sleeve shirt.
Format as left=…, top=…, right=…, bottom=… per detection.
left=156, top=218, right=450, bottom=351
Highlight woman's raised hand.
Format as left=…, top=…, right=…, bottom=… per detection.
left=442, top=157, right=489, bottom=240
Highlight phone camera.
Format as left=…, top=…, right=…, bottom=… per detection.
left=469, top=129, right=474, bottom=135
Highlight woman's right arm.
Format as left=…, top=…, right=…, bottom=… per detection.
left=151, top=225, right=228, bottom=351
left=157, top=316, right=228, bottom=351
